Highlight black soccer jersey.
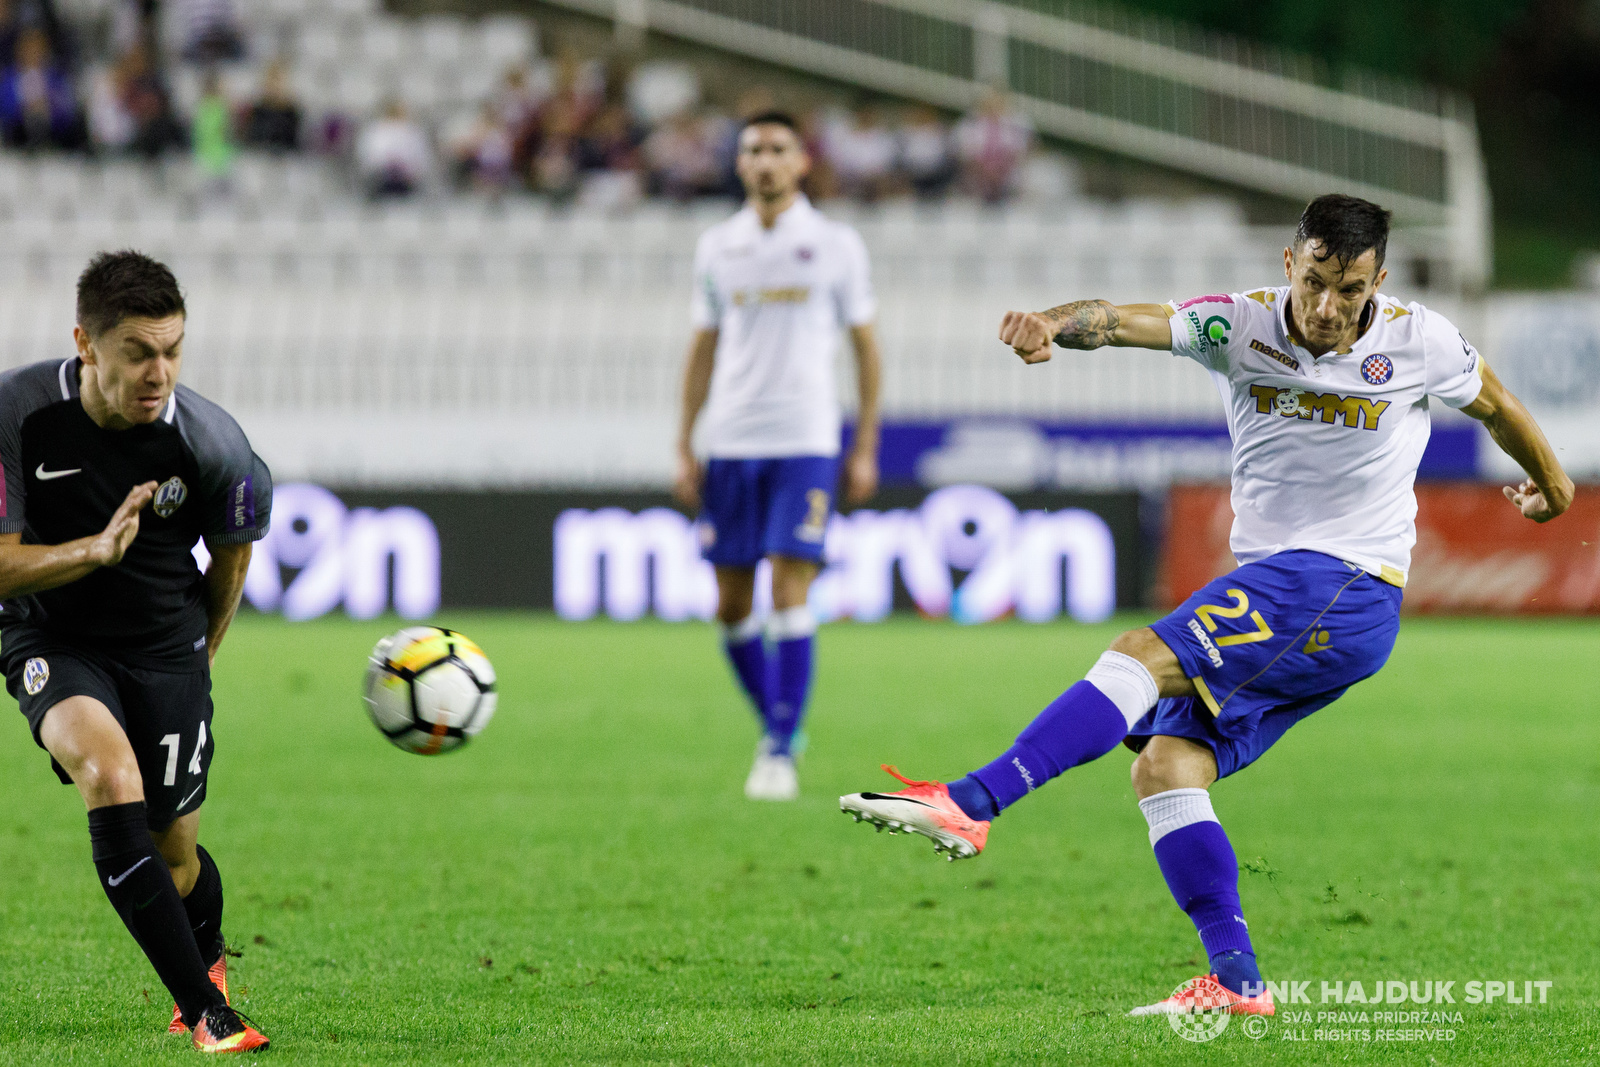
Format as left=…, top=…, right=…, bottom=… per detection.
left=0, top=357, right=273, bottom=668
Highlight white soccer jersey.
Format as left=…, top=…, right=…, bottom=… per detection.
left=690, top=195, right=875, bottom=458
left=1165, top=286, right=1484, bottom=585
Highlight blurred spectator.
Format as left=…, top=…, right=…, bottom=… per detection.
left=450, top=101, right=514, bottom=195
left=899, top=104, right=954, bottom=199
left=242, top=61, right=300, bottom=152
left=577, top=102, right=641, bottom=173
left=1, top=0, right=72, bottom=73
left=110, top=0, right=155, bottom=59
left=527, top=94, right=580, bottom=201
left=577, top=104, right=643, bottom=213
left=954, top=91, right=1033, bottom=203
left=0, top=0, right=19, bottom=68
left=826, top=103, right=899, bottom=202
left=357, top=99, right=432, bottom=199
left=643, top=111, right=718, bottom=201
left=174, top=0, right=243, bottom=64
left=86, top=60, right=135, bottom=151
left=191, top=69, right=234, bottom=187
left=492, top=64, right=544, bottom=133
left=0, top=26, right=83, bottom=150
left=794, top=110, right=837, bottom=201
left=120, top=43, right=184, bottom=157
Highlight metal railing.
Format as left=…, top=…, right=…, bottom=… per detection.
left=549, top=0, right=1491, bottom=290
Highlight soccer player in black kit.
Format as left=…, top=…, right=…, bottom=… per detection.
left=0, top=252, right=273, bottom=1053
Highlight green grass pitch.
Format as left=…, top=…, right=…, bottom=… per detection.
left=2, top=613, right=1598, bottom=1065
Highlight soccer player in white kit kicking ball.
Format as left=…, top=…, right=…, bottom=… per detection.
left=840, top=194, right=1573, bottom=1014
left=674, top=112, right=882, bottom=801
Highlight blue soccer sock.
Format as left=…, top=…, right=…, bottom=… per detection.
left=953, top=652, right=1158, bottom=819
left=764, top=606, right=815, bottom=756
left=721, top=615, right=768, bottom=727
left=1140, top=788, right=1263, bottom=996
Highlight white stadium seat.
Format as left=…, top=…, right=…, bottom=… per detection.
left=476, top=16, right=535, bottom=70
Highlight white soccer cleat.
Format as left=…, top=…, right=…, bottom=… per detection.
left=745, top=748, right=800, bottom=801
left=839, top=765, right=989, bottom=860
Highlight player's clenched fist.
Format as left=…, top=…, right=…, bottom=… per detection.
left=1502, top=478, right=1566, bottom=523
left=998, top=310, right=1055, bottom=364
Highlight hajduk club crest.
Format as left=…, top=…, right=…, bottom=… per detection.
left=1361, top=353, right=1394, bottom=385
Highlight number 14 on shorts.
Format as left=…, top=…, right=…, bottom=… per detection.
left=158, top=722, right=208, bottom=786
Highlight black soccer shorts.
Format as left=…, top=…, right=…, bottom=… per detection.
left=4, top=629, right=215, bottom=830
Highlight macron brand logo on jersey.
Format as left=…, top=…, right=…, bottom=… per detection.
left=1249, top=385, right=1390, bottom=431
left=1250, top=337, right=1299, bottom=371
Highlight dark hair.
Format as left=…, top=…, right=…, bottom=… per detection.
left=741, top=110, right=800, bottom=135
left=1293, top=194, right=1392, bottom=272
left=76, top=250, right=186, bottom=338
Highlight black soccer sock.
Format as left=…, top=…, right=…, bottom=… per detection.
left=182, top=844, right=225, bottom=967
left=88, top=802, right=224, bottom=1026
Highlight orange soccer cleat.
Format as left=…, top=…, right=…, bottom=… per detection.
left=1127, top=974, right=1276, bottom=1017
left=839, top=765, right=990, bottom=860
left=169, top=955, right=230, bottom=1034
left=190, top=1004, right=269, bottom=1054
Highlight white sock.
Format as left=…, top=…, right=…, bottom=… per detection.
left=1137, top=787, right=1217, bottom=846
left=766, top=605, right=816, bottom=642
left=721, top=614, right=764, bottom=644
left=1084, top=650, right=1160, bottom=728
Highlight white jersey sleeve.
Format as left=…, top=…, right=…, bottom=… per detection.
left=689, top=230, right=722, bottom=330
left=1416, top=304, right=1484, bottom=409
left=832, top=227, right=876, bottom=327
left=1163, top=293, right=1241, bottom=372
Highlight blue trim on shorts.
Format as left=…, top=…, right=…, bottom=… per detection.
left=1126, top=550, right=1403, bottom=778
left=698, top=456, right=839, bottom=567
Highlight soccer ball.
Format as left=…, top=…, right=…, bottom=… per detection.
left=364, top=627, right=498, bottom=754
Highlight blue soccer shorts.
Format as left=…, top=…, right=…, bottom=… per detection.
left=698, top=456, right=839, bottom=567
left=1126, top=550, right=1404, bottom=778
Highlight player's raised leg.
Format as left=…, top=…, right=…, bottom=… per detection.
left=840, top=629, right=1171, bottom=856
left=1125, top=736, right=1272, bottom=1014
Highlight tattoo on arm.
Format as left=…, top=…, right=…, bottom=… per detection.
left=1042, top=299, right=1121, bottom=350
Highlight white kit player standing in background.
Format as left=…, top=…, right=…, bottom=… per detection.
left=673, top=111, right=883, bottom=801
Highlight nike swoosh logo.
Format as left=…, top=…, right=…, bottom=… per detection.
left=108, top=855, right=151, bottom=886
left=177, top=784, right=205, bottom=811
left=35, top=465, right=82, bottom=481
left=858, top=792, right=940, bottom=809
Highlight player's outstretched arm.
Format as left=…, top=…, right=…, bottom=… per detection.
left=1461, top=360, right=1575, bottom=523
left=0, top=481, right=157, bottom=599
left=673, top=328, right=719, bottom=509
left=202, top=541, right=252, bottom=667
left=998, top=300, right=1173, bottom=364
